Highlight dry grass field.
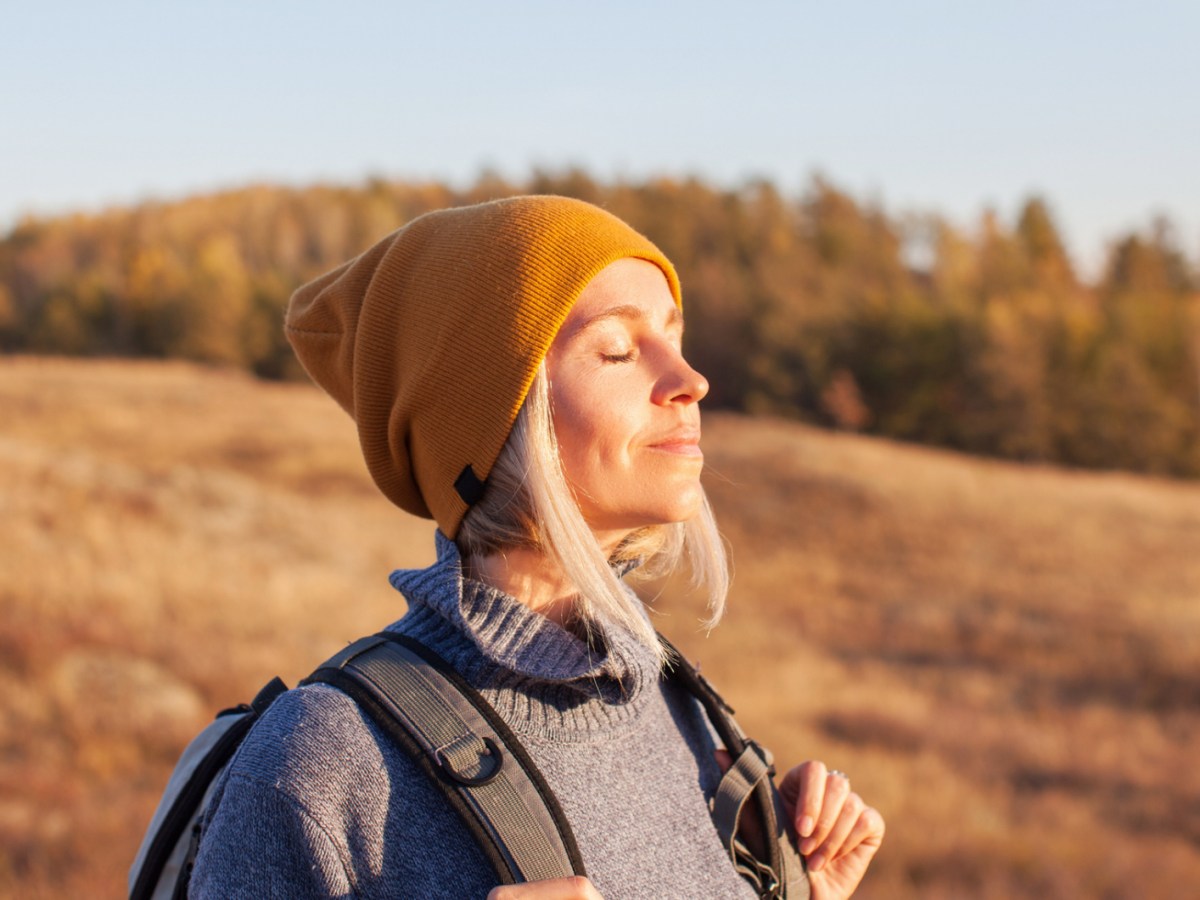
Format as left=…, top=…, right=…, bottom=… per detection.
left=1, top=356, right=1197, bottom=899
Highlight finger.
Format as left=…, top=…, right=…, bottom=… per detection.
left=806, top=791, right=864, bottom=873
left=781, top=760, right=827, bottom=839
left=487, top=875, right=605, bottom=899
left=844, top=804, right=886, bottom=854
left=799, top=769, right=850, bottom=855
left=714, top=748, right=733, bottom=773
left=809, top=807, right=886, bottom=892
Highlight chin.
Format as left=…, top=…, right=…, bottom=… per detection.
left=582, top=477, right=706, bottom=534
left=630, top=492, right=705, bottom=530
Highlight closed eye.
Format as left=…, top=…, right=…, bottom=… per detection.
left=601, top=349, right=637, bottom=363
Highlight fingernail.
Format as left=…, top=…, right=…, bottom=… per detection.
left=799, top=815, right=814, bottom=837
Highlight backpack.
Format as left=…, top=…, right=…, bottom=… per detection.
left=129, top=631, right=809, bottom=899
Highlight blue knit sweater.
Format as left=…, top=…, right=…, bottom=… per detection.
left=191, top=533, right=758, bottom=898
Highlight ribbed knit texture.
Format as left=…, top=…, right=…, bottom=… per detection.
left=284, top=196, right=681, bottom=538
left=191, top=534, right=759, bottom=899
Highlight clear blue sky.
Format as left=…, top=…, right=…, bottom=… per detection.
left=4, top=0, right=1197, bottom=276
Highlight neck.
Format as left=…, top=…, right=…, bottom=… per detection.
left=466, top=545, right=580, bottom=628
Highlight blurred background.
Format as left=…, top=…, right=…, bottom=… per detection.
left=2, top=2, right=1198, bottom=897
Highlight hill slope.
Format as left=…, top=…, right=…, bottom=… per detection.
left=1, top=357, right=1197, bottom=898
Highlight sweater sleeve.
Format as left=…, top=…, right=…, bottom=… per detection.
left=186, top=682, right=500, bottom=899
left=191, top=772, right=355, bottom=900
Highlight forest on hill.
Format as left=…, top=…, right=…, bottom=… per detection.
left=2, top=170, right=1198, bottom=476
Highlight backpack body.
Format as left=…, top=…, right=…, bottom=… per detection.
left=128, top=678, right=287, bottom=900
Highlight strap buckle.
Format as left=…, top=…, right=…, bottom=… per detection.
left=435, top=735, right=504, bottom=787
left=732, top=836, right=784, bottom=898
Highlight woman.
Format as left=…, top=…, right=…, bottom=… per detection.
left=192, top=195, right=884, bottom=899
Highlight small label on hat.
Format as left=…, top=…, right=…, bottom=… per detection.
left=454, top=465, right=486, bottom=506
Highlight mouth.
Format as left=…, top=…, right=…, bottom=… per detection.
left=647, top=428, right=703, bottom=457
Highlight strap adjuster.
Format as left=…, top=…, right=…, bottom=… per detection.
left=435, top=734, right=505, bottom=787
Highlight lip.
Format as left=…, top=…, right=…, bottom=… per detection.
left=646, top=428, right=703, bottom=457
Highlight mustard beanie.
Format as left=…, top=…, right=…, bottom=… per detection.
left=284, top=195, right=682, bottom=539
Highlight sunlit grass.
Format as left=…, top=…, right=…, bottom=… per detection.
left=1, top=357, right=1196, bottom=898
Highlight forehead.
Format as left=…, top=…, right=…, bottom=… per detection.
left=559, top=258, right=681, bottom=337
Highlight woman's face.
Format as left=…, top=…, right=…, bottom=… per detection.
left=546, top=258, right=709, bottom=546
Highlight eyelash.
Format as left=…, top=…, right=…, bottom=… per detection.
left=601, top=350, right=637, bottom=363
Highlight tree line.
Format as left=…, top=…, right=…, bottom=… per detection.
left=2, top=171, right=1197, bottom=477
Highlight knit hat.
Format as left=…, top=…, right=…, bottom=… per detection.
left=284, top=195, right=682, bottom=539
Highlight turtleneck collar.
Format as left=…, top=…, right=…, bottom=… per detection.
left=386, top=532, right=662, bottom=735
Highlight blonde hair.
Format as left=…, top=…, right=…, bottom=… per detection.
left=456, top=363, right=728, bottom=666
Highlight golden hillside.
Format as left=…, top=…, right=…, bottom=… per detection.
left=1, top=357, right=1197, bottom=898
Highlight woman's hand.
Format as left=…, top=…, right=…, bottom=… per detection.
left=487, top=875, right=605, bottom=899
left=779, top=760, right=885, bottom=900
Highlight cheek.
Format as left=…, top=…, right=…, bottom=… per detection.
left=552, top=401, right=590, bottom=480
left=551, top=378, right=632, bottom=481
left=554, top=393, right=607, bottom=471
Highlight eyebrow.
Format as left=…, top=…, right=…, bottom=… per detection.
left=573, top=304, right=684, bottom=336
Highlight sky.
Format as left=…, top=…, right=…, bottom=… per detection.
left=3, top=0, right=1198, bottom=277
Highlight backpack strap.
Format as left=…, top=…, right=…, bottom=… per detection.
left=659, top=635, right=811, bottom=900
left=303, top=633, right=586, bottom=886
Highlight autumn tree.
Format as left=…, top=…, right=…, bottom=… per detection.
left=2, top=173, right=1196, bottom=478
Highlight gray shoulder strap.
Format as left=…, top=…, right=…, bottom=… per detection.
left=661, top=635, right=811, bottom=899
left=305, top=634, right=585, bottom=886
left=711, top=741, right=810, bottom=900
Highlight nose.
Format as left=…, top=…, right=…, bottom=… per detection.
left=653, top=346, right=709, bottom=406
